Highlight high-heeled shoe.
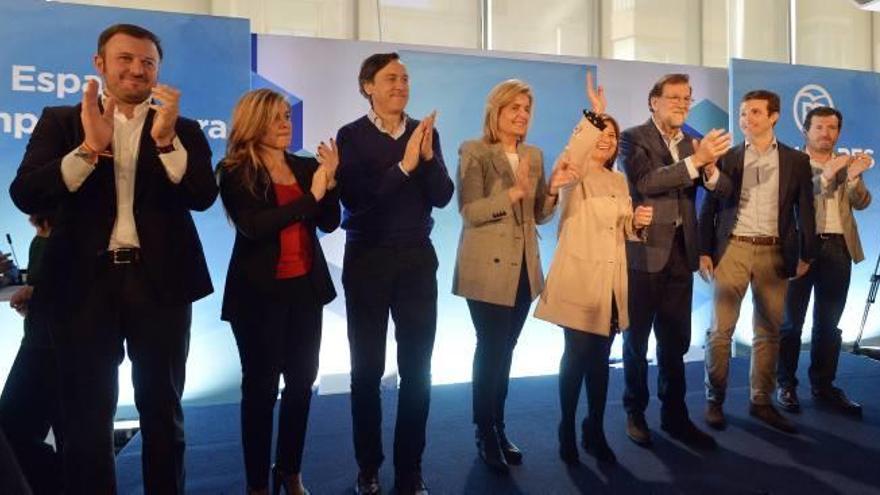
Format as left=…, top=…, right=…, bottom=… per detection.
left=271, top=465, right=310, bottom=495
left=558, top=422, right=579, bottom=464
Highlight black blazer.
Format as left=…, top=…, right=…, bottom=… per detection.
left=218, top=153, right=339, bottom=322
left=620, top=119, right=705, bottom=272
left=698, top=140, right=817, bottom=278
left=9, top=104, right=217, bottom=309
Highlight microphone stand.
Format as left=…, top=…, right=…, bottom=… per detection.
left=853, top=249, right=880, bottom=361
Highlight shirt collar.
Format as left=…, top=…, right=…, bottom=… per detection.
left=368, top=109, right=408, bottom=139
left=651, top=116, right=684, bottom=146
left=101, top=93, right=152, bottom=122
left=745, top=136, right=778, bottom=152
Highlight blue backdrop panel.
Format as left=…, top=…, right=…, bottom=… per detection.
left=730, top=58, right=880, bottom=342
left=0, top=0, right=250, bottom=409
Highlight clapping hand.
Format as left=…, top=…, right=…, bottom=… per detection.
left=316, top=138, right=339, bottom=189
left=508, top=153, right=534, bottom=203
left=548, top=159, right=580, bottom=196
left=691, top=129, right=732, bottom=168
left=633, top=205, right=653, bottom=229
left=150, top=84, right=181, bottom=147
left=81, top=79, right=115, bottom=155
left=848, top=153, right=873, bottom=181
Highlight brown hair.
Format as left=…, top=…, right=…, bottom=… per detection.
left=358, top=52, right=400, bottom=103
left=742, top=89, right=781, bottom=119
left=98, top=24, right=163, bottom=60
left=482, top=79, right=533, bottom=144
left=222, top=89, right=290, bottom=197
left=648, top=73, right=690, bottom=113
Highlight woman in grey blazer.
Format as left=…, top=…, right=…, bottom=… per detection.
left=452, top=79, right=575, bottom=473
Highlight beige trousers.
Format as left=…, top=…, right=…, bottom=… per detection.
left=705, top=239, right=788, bottom=406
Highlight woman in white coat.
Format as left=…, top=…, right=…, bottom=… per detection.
left=535, top=79, right=653, bottom=464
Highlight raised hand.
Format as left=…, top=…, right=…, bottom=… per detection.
left=316, top=138, right=339, bottom=190
left=691, top=129, right=732, bottom=168
left=150, top=84, right=181, bottom=146
left=548, top=158, right=580, bottom=195
left=402, top=119, right=427, bottom=173
left=420, top=111, right=437, bottom=161
left=81, top=78, right=115, bottom=153
left=585, top=71, right=606, bottom=115
left=822, top=154, right=851, bottom=181
left=310, top=166, right=329, bottom=202
left=508, top=153, right=534, bottom=203
left=633, top=205, right=653, bottom=229
left=847, top=152, right=873, bottom=181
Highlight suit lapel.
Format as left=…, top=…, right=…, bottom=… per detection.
left=133, top=108, right=157, bottom=205
left=777, top=143, right=792, bottom=214
left=288, top=154, right=312, bottom=192
left=644, top=120, right=675, bottom=166
left=489, top=143, right=522, bottom=223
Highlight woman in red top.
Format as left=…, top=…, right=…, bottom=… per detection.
left=219, top=89, right=340, bottom=495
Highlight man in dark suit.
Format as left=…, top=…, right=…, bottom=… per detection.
left=699, top=90, right=817, bottom=434
left=620, top=73, right=730, bottom=449
left=9, top=24, right=216, bottom=494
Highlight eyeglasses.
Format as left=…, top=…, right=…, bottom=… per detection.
left=661, top=95, right=693, bottom=106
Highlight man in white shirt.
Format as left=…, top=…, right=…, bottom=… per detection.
left=776, top=106, right=871, bottom=416
left=10, top=24, right=217, bottom=494
left=698, top=90, right=816, bottom=434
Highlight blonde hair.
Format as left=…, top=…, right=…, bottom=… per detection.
left=222, top=88, right=290, bottom=196
left=482, top=79, right=533, bottom=144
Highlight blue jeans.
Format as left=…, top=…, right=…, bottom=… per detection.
left=777, top=235, right=852, bottom=391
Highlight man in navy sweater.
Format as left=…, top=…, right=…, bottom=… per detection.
left=337, top=52, right=454, bottom=495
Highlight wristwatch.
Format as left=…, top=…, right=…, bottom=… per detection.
left=156, top=142, right=176, bottom=154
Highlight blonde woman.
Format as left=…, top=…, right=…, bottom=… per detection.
left=218, top=89, right=339, bottom=495
left=453, top=79, right=577, bottom=473
left=535, top=77, right=653, bottom=465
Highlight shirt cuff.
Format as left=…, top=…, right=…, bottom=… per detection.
left=703, top=165, right=720, bottom=190
left=398, top=161, right=410, bottom=177
left=158, top=135, right=188, bottom=184
left=60, top=148, right=96, bottom=192
left=684, top=156, right=699, bottom=179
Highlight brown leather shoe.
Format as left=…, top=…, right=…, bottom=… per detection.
left=705, top=402, right=726, bottom=430
left=625, top=413, right=652, bottom=447
left=749, top=403, right=798, bottom=434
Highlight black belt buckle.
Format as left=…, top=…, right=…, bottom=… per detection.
left=106, top=248, right=140, bottom=264
left=818, top=233, right=842, bottom=240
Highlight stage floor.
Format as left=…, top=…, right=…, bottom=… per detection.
left=117, top=352, right=880, bottom=494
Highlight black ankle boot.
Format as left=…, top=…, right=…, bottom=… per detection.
left=475, top=426, right=509, bottom=473
left=495, top=425, right=523, bottom=465
left=558, top=422, right=579, bottom=464
left=582, top=419, right=617, bottom=464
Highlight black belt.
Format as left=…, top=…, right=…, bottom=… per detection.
left=730, top=235, right=780, bottom=246
left=101, top=247, right=141, bottom=264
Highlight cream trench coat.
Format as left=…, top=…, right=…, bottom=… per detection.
left=534, top=117, right=642, bottom=336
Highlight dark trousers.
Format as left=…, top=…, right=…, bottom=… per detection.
left=54, top=261, right=190, bottom=495
left=778, top=235, right=852, bottom=391
left=343, top=243, right=438, bottom=474
left=0, top=429, right=31, bottom=495
left=559, top=300, right=618, bottom=432
left=623, top=227, right=693, bottom=423
left=467, top=263, right=531, bottom=429
left=0, top=345, right=63, bottom=494
left=231, top=276, right=322, bottom=490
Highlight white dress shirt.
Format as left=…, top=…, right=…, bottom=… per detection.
left=60, top=97, right=188, bottom=249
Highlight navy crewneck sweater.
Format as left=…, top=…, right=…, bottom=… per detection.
left=336, top=115, right=454, bottom=246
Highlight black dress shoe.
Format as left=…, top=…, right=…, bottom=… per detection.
left=394, top=471, right=428, bottom=495
left=812, top=387, right=863, bottom=416
left=355, top=469, right=381, bottom=495
left=776, top=386, right=800, bottom=413
left=558, top=422, right=579, bottom=464
left=705, top=401, right=726, bottom=430
left=661, top=419, right=717, bottom=449
left=495, top=426, right=523, bottom=465
left=625, top=413, right=652, bottom=447
left=582, top=421, right=617, bottom=465
left=749, top=403, right=798, bottom=434
left=475, top=427, right=509, bottom=473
